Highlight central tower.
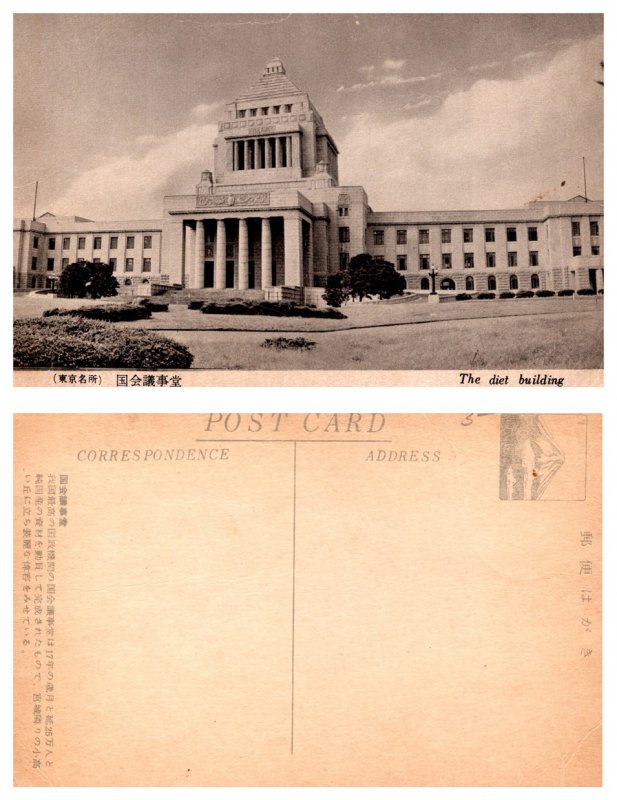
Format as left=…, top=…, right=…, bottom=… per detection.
left=212, top=58, right=339, bottom=186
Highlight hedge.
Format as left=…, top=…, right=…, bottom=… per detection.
left=136, top=298, right=169, bottom=312
left=577, top=288, right=597, bottom=295
left=199, top=300, right=346, bottom=319
left=558, top=289, right=575, bottom=296
left=188, top=300, right=205, bottom=310
left=515, top=290, right=535, bottom=298
left=14, top=317, right=193, bottom=369
left=499, top=291, right=516, bottom=299
left=43, top=303, right=152, bottom=322
left=535, top=289, right=556, bottom=297
left=455, top=293, right=472, bottom=301
left=477, top=292, right=495, bottom=299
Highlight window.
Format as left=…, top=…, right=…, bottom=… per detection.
left=373, top=230, right=384, bottom=246
left=529, top=251, right=539, bottom=267
left=375, top=256, right=385, bottom=263
left=338, top=227, right=350, bottom=243
left=339, top=252, right=349, bottom=269
left=33, top=236, right=39, bottom=249
left=62, top=237, right=70, bottom=249
left=226, top=243, right=234, bottom=260
left=261, top=107, right=269, bottom=116
left=238, top=110, right=246, bottom=118
left=571, top=220, right=581, bottom=237
left=510, top=275, right=519, bottom=290
left=464, top=253, right=474, bottom=269
left=590, top=220, right=599, bottom=236
left=48, top=237, right=56, bottom=250
left=125, top=257, right=134, bottom=271
left=273, top=105, right=280, bottom=114
left=419, top=229, right=429, bottom=244
left=142, top=257, right=151, bottom=272
left=441, top=229, right=451, bottom=244
left=591, top=245, right=600, bottom=255
left=486, top=252, right=496, bottom=268
left=397, top=229, right=407, bottom=245
left=442, top=253, right=452, bottom=269
left=397, top=255, right=407, bottom=271
left=485, top=227, right=495, bottom=242
left=338, top=207, right=349, bottom=217
left=110, top=236, right=118, bottom=249
left=572, top=246, right=582, bottom=256
left=93, top=258, right=101, bottom=263
left=487, top=275, right=496, bottom=291
left=249, top=108, right=257, bottom=117
left=109, top=257, right=117, bottom=271
left=93, top=236, right=102, bottom=249
left=507, top=227, right=517, bottom=242
left=531, top=274, right=540, bottom=289
left=126, top=236, right=135, bottom=249
left=31, top=257, right=37, bottom=270
left=463, top=228, right=473, bottom=243
left=61, top=258, right=69, bottom=268
left=205, top=244, right=214, bottom=259
left=419, top=254, right=430, bottom=270
left=507, top=251, right=518, bottom=267
left=420, top=277, right=430, bottom=291
left=466, top=276, right=474, bottom=291
left=284, top=104, right=292, bottom=113
left=143, top=235, right=152, bottom=249
left=528, top=227, right=538, bottom=241
left=78, top=237, right=86, bottom=250
left=47, top=258, right=54, bottom=271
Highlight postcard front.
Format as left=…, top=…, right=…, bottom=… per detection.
left=13, top=413, right=601, bottom=786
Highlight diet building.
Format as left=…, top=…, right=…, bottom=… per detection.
left=14, top=58, right=604, bottom=298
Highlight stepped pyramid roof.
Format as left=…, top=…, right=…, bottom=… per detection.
left=235, top=58, right=303, bottom=102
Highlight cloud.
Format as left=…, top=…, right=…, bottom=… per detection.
left=359, top=64, right=375, bottom=75
left=383, top=58, right=406, bottom=71
left=338, top=71, right=443, bottom=92
left=190, top=102, right=220, bottom=120
left=338, top=35, right=603, bottom=211
left=513, top=50, right=542, bottom=61
left=47, top=121, right=218, bottom=220
left=467, top=60, right=501, bottom=73
left=402, top=97, right=433, bottom=111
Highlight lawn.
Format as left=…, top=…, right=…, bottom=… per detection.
left=13, top=294, right=603, bottom=371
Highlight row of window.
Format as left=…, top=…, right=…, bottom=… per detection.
left=237, top=104, right=293, bottom=119
left=32, top=257, right=152, bottom=272
left=573, top=220, right=600, bottom=237
left=37, top=234, right=154, bottom=251
left=370, top=227, right=539, bottom=246
left=417, top=274, right=533, bottom=292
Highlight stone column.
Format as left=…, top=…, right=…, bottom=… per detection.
left=238, top=218, right=249, bottom=290
left=243, top=140, right=248, bottom=171
left=261, top=217, right=272, bottom=289
left=194, top=220, right=205, bottom=288
left=215, top=219, right=226, bottom=289
left=284, top=214, right=303, bottom=286
left=185, top=222, right=196, bottom=287
left=287, top=136, right=292, bottom=166
left=596, top=268, right=604, bottom=291
left=291, top=134, right=301, bottom=171
left=275, top=137, right=281, bottom=168
left=305, top=221, right=313, bottom=286
left=265, top=138, right=273, bottom=169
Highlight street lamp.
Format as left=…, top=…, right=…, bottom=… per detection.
left=429, top=265, right=438, bottom=295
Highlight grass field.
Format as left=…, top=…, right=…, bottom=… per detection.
left=14, top=294, right=603, bottom=371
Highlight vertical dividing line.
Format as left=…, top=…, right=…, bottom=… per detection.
left=291, top=441, right=297, bottom=755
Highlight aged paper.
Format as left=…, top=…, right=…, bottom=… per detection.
left=14, top=413, right=601, bottom=786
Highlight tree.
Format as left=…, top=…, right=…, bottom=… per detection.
left=322, top=254, right=407, bottom=305
left=58, top=261, right=119, bottom=299
left=322, top=271, right=350, bottom=308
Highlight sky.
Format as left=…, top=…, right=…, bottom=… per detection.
left=13, top=12, right=604, bottom=220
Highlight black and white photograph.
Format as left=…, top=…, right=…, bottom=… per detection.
left=13, top=12, right=604, bottom=385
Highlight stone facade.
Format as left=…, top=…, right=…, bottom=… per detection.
left=14, top=58, right=603, bottom=295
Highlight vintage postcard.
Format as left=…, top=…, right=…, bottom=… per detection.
left=14, top=413, right=601, bottom=786
left=13, top=13, right=603, bottom=387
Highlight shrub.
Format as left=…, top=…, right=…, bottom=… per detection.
left=558, top=289, right=575, bottom=296
left=261, top=337, right=316, bottom=351
left=516, top=290, right=535, bottom=298
left=598, top=289, right=604, bottom=295
left=199, top=300, right=346, bottom=319
left=500, top=291, right=515, bottom=299
left=14, top=317, right=193, bottom=369
left=188, top=300, right=205, bottom=310
left=455, top=293, right=473, bottom=301
left=137, top=298, right=169, bottom=312
left=577, top=288, right=596, bottom=295
left=43, top=303, right=152, bottom=322
left=535, top=289, right=556, bottom=297
left=477, top=292, right=496, bottom=299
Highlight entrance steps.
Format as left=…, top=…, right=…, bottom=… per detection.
left=156, top=288, right=266, bottom=305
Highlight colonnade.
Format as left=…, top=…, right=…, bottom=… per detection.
left=232, top=136, right=292, bottom=171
